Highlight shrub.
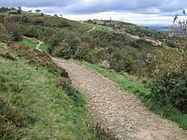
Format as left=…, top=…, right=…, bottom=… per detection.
left=108, top=48, right=134, bottom=72
left=47, top=32, right=65, bottom=51
left=6, top=15, right=22, bottom=23
left=57, top=77, right=71, bottom=89
left=58, top=20, right=71, bottom=28
left=0, top=23, right=8, bottom=41
left=6, top=23, right=22, bottom=41
left=149, top=70, right=187, bottom=112
left=22, top=25, right=39, bottom=38
left=74, top=43, right=91, bottom=60
left=11, top=30, right=22, bottom=41
left=48, top=32, right=81, bottom=59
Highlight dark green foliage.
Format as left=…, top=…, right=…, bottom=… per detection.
left=48, top=32, right=81, bottom=59
left=5, top=23, right=22, bottom=41
left=165, top=40, right=177, bottom=48
left=22, top=25, right=39, bottom=38
left=90, top=30, right=133, bottom=48
left=149, top=71, right=187, bottom=112
left=17, top=7, right=22, bottom=14
left=0, top=7, right=10, bottom=13
left=132, top=39, right=153, bottom=48
left=59, top=20, right=71, bottom=28
left=74, top=43, right=91, bottom=60
left=11, top=30, right=22, bottom=41
left=47, top=31, right=65, bottom=50
left=107, top=48, right=137, bottom=73
left=6, top=15, right=22, bottom=22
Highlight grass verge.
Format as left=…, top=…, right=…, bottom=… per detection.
left=21, top=37, right=38, bottom=48
left=40, top=42, right=49, bottom=52
left=79, top=61, right=187, bottom=129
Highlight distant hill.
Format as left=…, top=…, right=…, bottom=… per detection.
left=145, top=25, right=170, bottom=32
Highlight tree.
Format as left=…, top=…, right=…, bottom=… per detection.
left=35, top=9, right=41, bottom=14
left=12, top=30, right=22, bottom=41
left=17, top=6, right=22, bottom=14
left=170, top=9, right=187, bottom=37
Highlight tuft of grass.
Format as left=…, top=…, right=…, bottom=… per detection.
left=21, top=37, right=38, bottom=48
left=80, top=61, right=187, bottom=129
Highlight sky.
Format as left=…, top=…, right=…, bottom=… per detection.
left=0, top=0, right=187, bottom=25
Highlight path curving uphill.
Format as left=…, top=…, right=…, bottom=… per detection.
left=53, top=58, right=187, bottom=140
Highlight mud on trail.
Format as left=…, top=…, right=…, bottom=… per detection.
left=53, top=58, right=187, bottom=140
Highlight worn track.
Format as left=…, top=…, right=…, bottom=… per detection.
left=53, top=58, right=187, bottom=140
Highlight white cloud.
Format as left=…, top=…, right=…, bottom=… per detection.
left=2, top=0, right=187, bottom=25
left=62, top=12, right=173, bottom=25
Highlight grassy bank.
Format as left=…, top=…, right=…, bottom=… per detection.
left=0, top=60, right=91, bottom=139
left=0, top=44, right=114, bottom=140
left=21, top=37, right=38, bottom=48
left=80, top=61, right=187, bottom=129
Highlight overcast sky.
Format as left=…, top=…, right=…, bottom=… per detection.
left=1, top=0, right=187, bottom=25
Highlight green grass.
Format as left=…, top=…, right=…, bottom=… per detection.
left=0, top=44, right=115, bottom=139
left=21, top=37, right=49, bottom=52
left=0, top=60, right=94, bottom=139
left=80, top=61, right=187, bottom=129
left=79, top=61, right=150, bottom=97
left=40, top=42, right=49, bottom=52
left=21, top=37, right=38, bottom=48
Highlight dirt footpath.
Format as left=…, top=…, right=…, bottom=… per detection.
left=53, top=58, right=187, bottom=140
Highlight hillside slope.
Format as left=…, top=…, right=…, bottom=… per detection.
left=0, top=8, right=186, bottom=139
left=0, top=42, right=113, bottom=139
left=0, top=8, right=181, bottom=78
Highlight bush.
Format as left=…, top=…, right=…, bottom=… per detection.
left=11, top=30, right=22, bottom=41
left=5, top=23, right=22, bottom=41
left=74, top=43, right=91, bottom=60
left=108, top=48, right=134, bottom=72
left=48, top=32, right=81, bottom=59
left=6, top=15, right=22, bottom=23
left=149, top=70, right=187, bottom=112
left=58, top=20, right=71, bottom=28
left=22, top=25, right=39, bottom=38
left=0, top=23, right=8, bottom=41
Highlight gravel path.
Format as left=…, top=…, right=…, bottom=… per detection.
left=87, top=26, right=96, bottom=32
left=36, top=40, right=43, bottom=51
left=53, top=58, right=187, bottom=140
